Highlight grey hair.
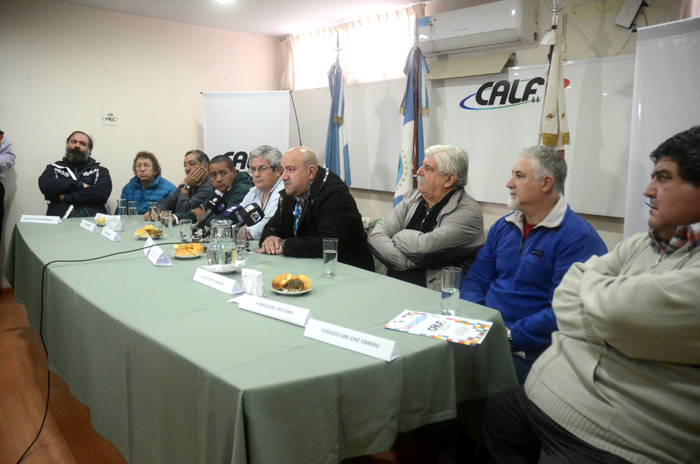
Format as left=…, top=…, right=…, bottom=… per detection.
left=518, top=145, right=567, bottom=194
left=185, top=149, right=209, bottom=165
left=249, top=145, right=283, bottom=170
left=425, top=145, right=469, bottom=189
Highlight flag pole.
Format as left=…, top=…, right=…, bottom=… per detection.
left=411, top=20, right=420, bottom=189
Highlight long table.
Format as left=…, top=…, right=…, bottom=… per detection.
left=5, top=219, right=517, bottom=464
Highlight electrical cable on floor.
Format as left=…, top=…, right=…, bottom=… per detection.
left=15, top=242, right=181, bottom=464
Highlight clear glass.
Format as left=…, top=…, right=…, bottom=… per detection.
left=117, top=206, right=127, bottom=224
left=323, top=238, right=338, bottom=277
left=147, top=202, right=158, bottom=225
left=180, top=219, right=193, bottom=243
left=207, top=219, right=234, bottom=265
left=160, top=210, right=172, bottom=238
left=233, top=225, right=247, bottom=264
left=128, top=201, right=138, bottom=223
left=116, top=199, right=127, bottom=216
left=441, top=267, right=462, bottom=315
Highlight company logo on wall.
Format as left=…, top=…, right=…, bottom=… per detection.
left=460, top=77, right=571, bottom=111
left=224, top=151, right=249, bottom=171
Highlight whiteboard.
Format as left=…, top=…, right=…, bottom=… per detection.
left=204, top=91, right=290, bottom=171
left=290, top=55, right=635, bottom=218
left=623, top=17, right=700, bottom=238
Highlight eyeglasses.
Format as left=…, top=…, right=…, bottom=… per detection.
left=249, top=166, right=271, bottom=174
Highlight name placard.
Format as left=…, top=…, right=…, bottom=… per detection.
left=241, top=268, right=264, bottom=297
left=194, top=268, right=242, bottom=294
left=80, top=219, right=99, bottom=232
left=304, top=319, right=400, bottom=362
left=100, top=226, right=121, bottom=242
left=233, top=294, right=310, bottom=327
left=20, top=215, right=62, bottom=224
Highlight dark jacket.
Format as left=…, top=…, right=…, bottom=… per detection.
left=38, top=158, right=112, bottom=218
left=260, top=167, right=374, bottom=271
left=176, top=171, right=254, bottom=227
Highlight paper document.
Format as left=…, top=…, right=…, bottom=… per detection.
left=385, top=310, right=492, bottom=345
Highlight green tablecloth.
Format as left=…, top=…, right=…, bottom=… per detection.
left=5, top=219, right=516, bottom=464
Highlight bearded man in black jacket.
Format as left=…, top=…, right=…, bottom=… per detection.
left=38, top=131, right=112, bottom=218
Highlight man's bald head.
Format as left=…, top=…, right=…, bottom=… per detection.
left=281, top=146, right=319, bottom=200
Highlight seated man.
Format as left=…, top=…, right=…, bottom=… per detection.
left=258, top=146, right=374, bottom=271
left=120, top=151, right=176, bottom=214
left=461, top=145, right=607, bottom=383
left=239, top=145, right=284, bottom=240
left=368, top=145, right=485, bottom=290
left=157, top=149, right=213, bottom=214
left=482, top=126, right=700, bottom=464
left=38, top=131, right=112, bottom=218
left=174, top=154, right=252, bottom=227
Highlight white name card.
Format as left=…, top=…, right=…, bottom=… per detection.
left=194, top=268, right=242, bottom=294
left=304, top=319, right=400, bottom=362
left=80, top=219, right=99, bottom=232
left=20, top=215, right=62, bottom=224
left=148, top=246, right=171, bottom=266
left=234, top=294, right=310, bottom=327
left=241, top=268, right=264, bottom=297
left=100, top=226, right=121, bottom=242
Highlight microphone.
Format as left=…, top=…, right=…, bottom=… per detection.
left=192, top=191, right=228, bottom=232
left=222, top=203, right=265, bottom=227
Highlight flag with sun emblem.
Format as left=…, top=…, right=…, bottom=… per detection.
left=395, top=46, right=430, bottom=206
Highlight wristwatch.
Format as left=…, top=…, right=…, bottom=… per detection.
left=279, top=239, right=286, bottom=250
left=506, top=327, right=513, bottom=348
left=182, top=183, right=191, bottom=191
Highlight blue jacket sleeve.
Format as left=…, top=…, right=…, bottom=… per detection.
left=511, top=230, right=607, bottom=351
left=460, top=226, right=499, bottom=305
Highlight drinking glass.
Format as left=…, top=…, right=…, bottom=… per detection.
left=233, top=225, right=247, bottom=264
left=147, top=202, right=158, bottom=225
left=128, top=201, right=138, bottom=223
left=323, top=238, right=338, bottom=277
left=180, top=219, right=193, bottom=243
left=116, top=199, right=127, bottom=219
left=160, top=210, right=172, bottom=238
left=441, top=267, right=462, bottom=315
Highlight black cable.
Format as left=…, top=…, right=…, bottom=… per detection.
left=15, top=242, right=180, bottom=464
left=615, top=27, right=636, bottom=56
left=289, top=90, right=302, bottom=146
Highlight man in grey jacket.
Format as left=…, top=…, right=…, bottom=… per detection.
left=156, top=149, right=213, bottom=214
left=368, top=145, right=485, bottom=291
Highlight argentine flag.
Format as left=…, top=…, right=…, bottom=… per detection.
left=395, top=46, right=430, bottom=206
left=325, top=61, right=351, bottom=186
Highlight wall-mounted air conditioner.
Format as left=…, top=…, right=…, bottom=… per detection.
left=417, top=0, right=539, bottom=58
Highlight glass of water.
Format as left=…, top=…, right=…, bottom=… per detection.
left=441, top=267, right=462, bottom=315
left=233, top=225, right=247, bottom=264
left=128, top=201, right=138, bottom=223
left=323, top=238, right=338, bottom=277
left=147, top=202, right=158, bottom=225
left=160, top=210, right=172, bottom=237
left=180, top=219, right=193, bottom=242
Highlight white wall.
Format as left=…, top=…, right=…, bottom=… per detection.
left=348, top=0, right=685, bottom=252
left=0, top=0, right=284, bottom=286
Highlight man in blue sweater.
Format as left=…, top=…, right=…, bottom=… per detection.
left=460, top=145, right=607, bottom=383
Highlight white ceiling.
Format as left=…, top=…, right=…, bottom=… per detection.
left=51, top=0, right=417, bottom=38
